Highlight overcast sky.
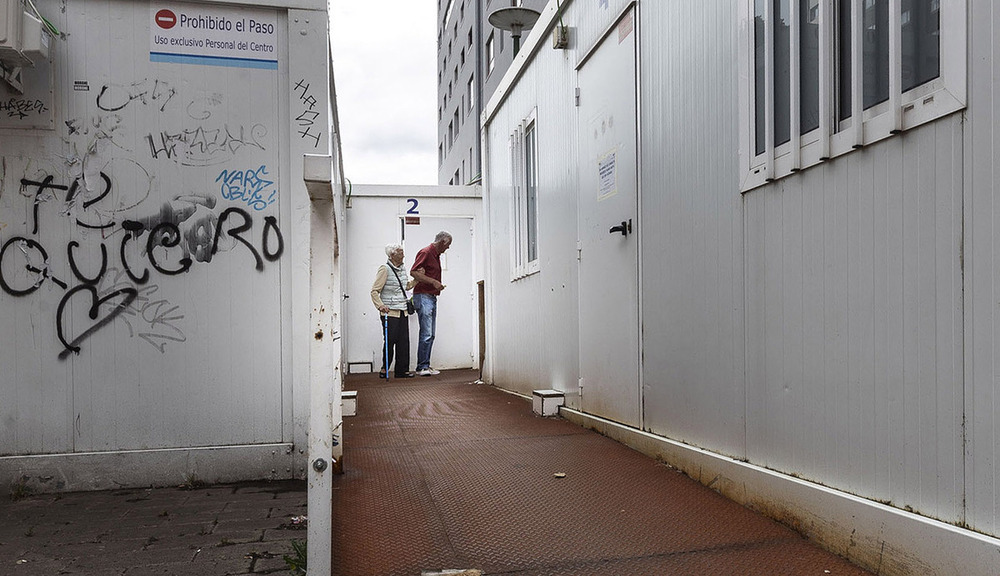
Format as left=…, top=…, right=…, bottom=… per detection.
left=330, top=2, right=438, bottom=186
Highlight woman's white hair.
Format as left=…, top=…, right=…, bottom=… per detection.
left=385, top=243, right=403, bottom=257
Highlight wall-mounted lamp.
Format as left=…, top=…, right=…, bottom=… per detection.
left=487, top=6, right=541, bottom=56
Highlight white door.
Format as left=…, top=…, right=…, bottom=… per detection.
left=577, top=9, right=640, bottom=426
left=403, top=216, right=476, bottom=370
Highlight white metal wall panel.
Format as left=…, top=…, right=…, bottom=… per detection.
left=482, top=0, right=649, bottom=400
left=0, top=0, right=297, bottom=457
left=745, top=118, right=965, bottom=523
left=965, top=0, right=1000, bottom=536
left=483, top=44, right=581, bottom=399
left=637, top=1, right=746, bottom=459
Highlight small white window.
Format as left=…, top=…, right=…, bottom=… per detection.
left=739, top=0, right=965, bottom=191
left=468, top=76, right=475, bottom=115
left=510, top=109, right=540, bottom=279
left=486, top=33, right=495, bottom=75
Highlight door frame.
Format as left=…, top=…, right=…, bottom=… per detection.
left=575, top=2, right=644, bottom=429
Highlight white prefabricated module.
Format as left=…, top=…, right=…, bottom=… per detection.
left=479, top=0, right=999, bottom=574
left=0, top=0, right=339, bottom=494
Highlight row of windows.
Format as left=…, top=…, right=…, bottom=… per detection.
left=506, top=1, right=962, bottom=280
left=438, top=146, right=477, bottom=186
left=439, top=75, right=478, bottom=163
left=741, top=0, right=965, bottom=190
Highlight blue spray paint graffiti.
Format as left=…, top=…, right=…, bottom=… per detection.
left=215, top=165, right=277, bottom=211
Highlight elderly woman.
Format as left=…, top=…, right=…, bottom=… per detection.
left=370, top=243, right=418, bottom=378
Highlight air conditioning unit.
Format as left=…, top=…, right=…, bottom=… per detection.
left=0, top=0, right=23, bottom=56
left=0, top=0, right=50, bottom=68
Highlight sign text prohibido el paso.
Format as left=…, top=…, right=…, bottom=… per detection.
left=150, top=2, right=278, bottom=70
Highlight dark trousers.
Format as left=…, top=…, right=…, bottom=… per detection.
left=381, top=313, right=410, bottom=376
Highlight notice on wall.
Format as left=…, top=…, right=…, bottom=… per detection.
left=597, top=149, right=618, bottom=200
left=150, top=2, right=278, bottom=70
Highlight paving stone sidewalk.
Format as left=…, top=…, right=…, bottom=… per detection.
left=0, top=479, right=307, bottom=576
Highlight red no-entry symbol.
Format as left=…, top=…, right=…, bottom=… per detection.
left=155, top=9, right=177, bottom=29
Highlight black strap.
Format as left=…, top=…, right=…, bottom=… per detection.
left=388, top=263, right=408, bottom=298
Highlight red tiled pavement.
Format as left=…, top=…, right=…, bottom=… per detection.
left=335, top=369, right=873, bottom=576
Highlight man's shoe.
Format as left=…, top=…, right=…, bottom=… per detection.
left=425, top=368, right=441, bottom=375
left=378, top=371, right=388, bottom=379
left=416, top=368, right=433, bottom=376
left=396, top=372, right=416, bottom=378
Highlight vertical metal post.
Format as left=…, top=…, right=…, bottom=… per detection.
left=305, top=153, right=337, bottom=576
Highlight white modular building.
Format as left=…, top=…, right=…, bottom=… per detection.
left=0, top=0, right=345, bottom=519
left=480, top=1, right=1000, bottom=574
left=341, top=183, right=484, bottom=377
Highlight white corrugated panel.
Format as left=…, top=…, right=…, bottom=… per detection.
left=745, top=117, right=964, bottom=523
left=965, top=0, right=1000, bottom=537
left=482, top=3, right=594, bottom=398
left=637, top=1, right=747, bottom=459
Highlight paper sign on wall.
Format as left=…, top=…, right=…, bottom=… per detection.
left=597, top=149, right=618, bottom=200
left=150, top=2, right=278, bottom=70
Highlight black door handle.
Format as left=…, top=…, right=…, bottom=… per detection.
left=609, top=220, right=632, bottom=236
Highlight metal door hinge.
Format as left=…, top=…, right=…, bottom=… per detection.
left=575, top=87, right=580, bottom=107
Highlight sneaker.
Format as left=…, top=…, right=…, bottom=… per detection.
left=416, top=368, right=434, bottom=376
left=425, top=368, right=441, bottom=375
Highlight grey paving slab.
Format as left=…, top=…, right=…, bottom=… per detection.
left=0, top=480, right=305, bottom=576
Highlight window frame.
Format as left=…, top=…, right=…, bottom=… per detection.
left=739, top=0, right=966, bottom=192
left=510, top=108, right=540, bottom=280
left=468, top=75, right=475, bottom=116
left=486, top=33, right=496, bottom=75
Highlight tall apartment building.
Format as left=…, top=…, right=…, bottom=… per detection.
left=437, top=0, right=547, bottom=185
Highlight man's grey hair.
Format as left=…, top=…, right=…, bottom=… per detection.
left=385, top=243, right=403, bottom=257
left=434, top=231, right=452, bottom=244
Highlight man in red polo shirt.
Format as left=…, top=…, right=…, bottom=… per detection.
left=410, top=231, right=452, bottom=376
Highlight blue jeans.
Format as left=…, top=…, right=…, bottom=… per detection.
left=412, top=293, right=437, bottom=370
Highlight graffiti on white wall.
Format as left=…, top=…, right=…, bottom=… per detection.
left=293, top=78, right=322, bottom=148
left=0, top=78, right=283, bottom=359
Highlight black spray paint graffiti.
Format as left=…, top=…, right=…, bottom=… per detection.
left=97, top=268, right=186, bottom=353
left=1, top=174, right=284, bottom=358
left=96, top=79, right=176, bottom=113
left=146, top=124, right=268, bottom=167
left=293, top=79, right=321, bottom=148
left=1, top=98, right=48, bottom=119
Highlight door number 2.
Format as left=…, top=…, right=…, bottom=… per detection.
left=406, top=198, right=419, bottom=214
